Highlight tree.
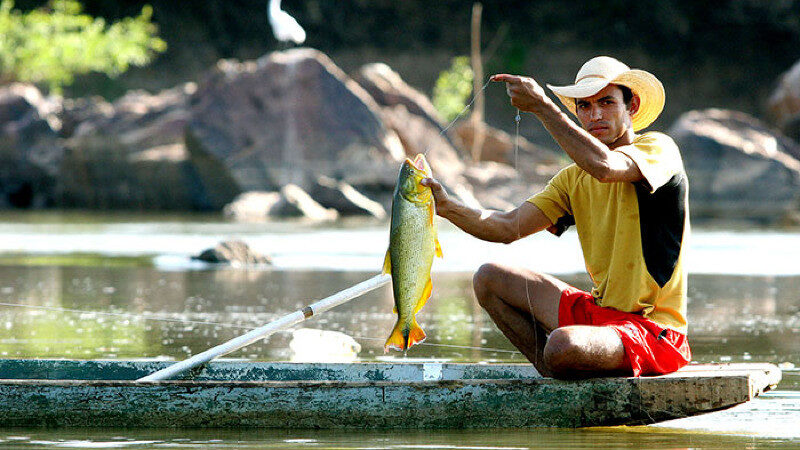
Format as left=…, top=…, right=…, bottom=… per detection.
left=0, top=0, right=166, bottom=93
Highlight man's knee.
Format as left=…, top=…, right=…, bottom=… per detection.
left=472, top=263, right=504, bottom=307
left=543, top=328, right=585, bottom=373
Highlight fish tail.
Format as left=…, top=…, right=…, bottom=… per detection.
left=407, top=318, right=426, bottom=348
left=384, top=320, right=407, bottom=352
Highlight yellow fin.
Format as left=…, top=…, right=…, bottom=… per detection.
left=428, top=200, right=435, bottom=226
left=384, top=320, right=406, bottom=352
left=435, top=236, right=443, bottom=258
left=407, top=319, right=426, bottom=349
left=382, top=249, right=391, bottom=274
left=414, top=277, right=433, bottom=314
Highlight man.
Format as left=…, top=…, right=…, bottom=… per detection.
left=422, top=56, right=690, bottom=378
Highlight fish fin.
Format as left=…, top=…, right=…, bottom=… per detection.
left=384, top=321, right=406, bottom=352
left=435, top=236, right=443, bottom=258
left=407, top=319, right=426, bottom=349
left=428, top=201, right=435, bottom=226
left=414, top=277, right=433, bottom=314
left=381, top=249, right=391, bottom=274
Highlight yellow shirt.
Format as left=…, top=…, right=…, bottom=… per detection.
left=529, top=132, right=689, bottom=333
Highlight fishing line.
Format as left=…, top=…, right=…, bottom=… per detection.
left=0, top=301, right=523, bottom=355
left=423, top=77, right=493, bottom=157
left=0, top=302, right=255, bottom=330
left=513, top=109, right=542, bottom=369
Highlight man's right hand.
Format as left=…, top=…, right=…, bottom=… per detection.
left=421, top=177, right=449, bottom=217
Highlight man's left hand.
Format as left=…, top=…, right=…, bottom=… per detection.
left=491, top=74, right=550, bottom=113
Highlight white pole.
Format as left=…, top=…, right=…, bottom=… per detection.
left=137, top=273, right=391, bottom=382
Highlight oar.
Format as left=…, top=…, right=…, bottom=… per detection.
left=137, top=273, right=391, bottom=382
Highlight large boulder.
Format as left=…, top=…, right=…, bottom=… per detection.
left=309, top=176, right=386, bottom=219
left=669, top=109, right=800, bottom=222
left=186, top=48, right=405, bottom=197
left=57, top=96, right=114, bottom=138
left=455, top=120, right=563, bottom=184
left=61, top=83, right=238, bottom=210
left=0, top=83, right=64, bottom=208
left=462, top=162, right=541, bottom=211
left=353, top=63, right=447, bottom=134
left=224, top=185, right=338, bottom=222
left=352, top=63, right=481, bottom=208
left=767, top=59, right=800, bottom=134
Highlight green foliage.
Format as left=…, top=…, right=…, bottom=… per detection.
left=0, top=0, right=166, bottom=93
left=432, top=56, right=474, bottom=122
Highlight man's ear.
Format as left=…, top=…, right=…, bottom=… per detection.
left=628, top=94, right=641, bottom=116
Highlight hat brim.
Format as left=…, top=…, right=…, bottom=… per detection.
left=546, top=69, right=665, bottom=132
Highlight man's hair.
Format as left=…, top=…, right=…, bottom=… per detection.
left=617, top=84, right=634, bottom=106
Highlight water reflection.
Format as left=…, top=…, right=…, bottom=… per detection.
left=0, top=266, right=797, bottom=371
left=0, top=427, right=796, bottom=449
left=0, top=265, right=797, bottom=445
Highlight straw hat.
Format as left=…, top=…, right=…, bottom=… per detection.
left=546, top=56, right=665, bottom=131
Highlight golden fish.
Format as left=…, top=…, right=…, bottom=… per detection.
left=382, top=153, right=442, bottom=352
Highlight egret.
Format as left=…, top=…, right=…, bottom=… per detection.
left=268, top=0, right=306, bottom=45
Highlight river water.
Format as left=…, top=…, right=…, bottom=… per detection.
left=0, top=212, right=796, bottom=448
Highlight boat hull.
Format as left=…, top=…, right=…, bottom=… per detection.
left=0, top=360, right=781, bottom=428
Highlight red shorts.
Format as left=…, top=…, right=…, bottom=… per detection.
left=558, top=286, right=691, bottom=377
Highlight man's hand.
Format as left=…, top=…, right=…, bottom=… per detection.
left=491, top=74, right=551, bottom=113
left=420, top=177, right=450, bottom=217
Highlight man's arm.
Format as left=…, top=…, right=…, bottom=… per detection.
left=421, top=178, right=552, bottom=244
left=491, top=74, right=642, bottom=183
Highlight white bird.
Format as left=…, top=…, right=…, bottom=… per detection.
left=268, top=0, right=306, bottom=45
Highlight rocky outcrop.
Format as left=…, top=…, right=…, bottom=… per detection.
left=61, top=82, right=239, bottom=210
left=354, top=63, right=447, bottom=134
left=309, top=176, right=386, bottom=218
left=669, top=109, right=800, bottom=222
left=193, top=240, right=272, bottom=265
left=223, top=185, right=338, bottom=222
left=353, top=63, right=483, bottom=209
left=455, top=121, right=562, bottom=185
left=186, top=48, right=405, bottom=197
left=767, top=59, right=800, bottom=135
left=463, top=162, right=541, bottom=211
left=0, top=84, right=64, bottom=208
left=0, top=49, right=581, bottom=219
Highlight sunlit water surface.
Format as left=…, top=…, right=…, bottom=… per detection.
left=0, top=212, right=796, bottom=448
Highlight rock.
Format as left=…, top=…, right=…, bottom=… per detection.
left=462, top=162, right=540, bottom=211
left=354, top=62, right=446, bottom=132
left=223, top=191, right=282, bottom=221
left=57, top=96, right=113, bottom=138
left=186, top=48, right=405, bottom=195
left=309, top=176, right=386, bottom=218
left=669, top=109, right=800, bottom=222
left=0, top=83, right=64, bottom=208
left=455, top=120, right=563, bottom=183
left=767, top=59, right=800, bottom=129
left=223, top=185, right=338, bottom=222
left=62, top=82, right=239, bottom=210
left=193, top=239, right=272, bottom=265
left=380, top=104, right=465, bottom=188
left=278, top=184, right=338, bottom=221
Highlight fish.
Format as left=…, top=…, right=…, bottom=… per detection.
left=382, top=153, right=442, bottom=352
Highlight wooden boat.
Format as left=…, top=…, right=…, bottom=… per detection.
left=0, top=359, right=780, bottom=428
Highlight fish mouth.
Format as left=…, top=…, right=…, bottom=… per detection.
left=404, top=154, right=429, bottom=175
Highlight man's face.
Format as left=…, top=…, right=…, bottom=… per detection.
left=575, top=84, right=635, bottom=145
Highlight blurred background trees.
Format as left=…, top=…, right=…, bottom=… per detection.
left=0, top=0, right=165, bottom=93
left=3, top=0, right=800, bottom=130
